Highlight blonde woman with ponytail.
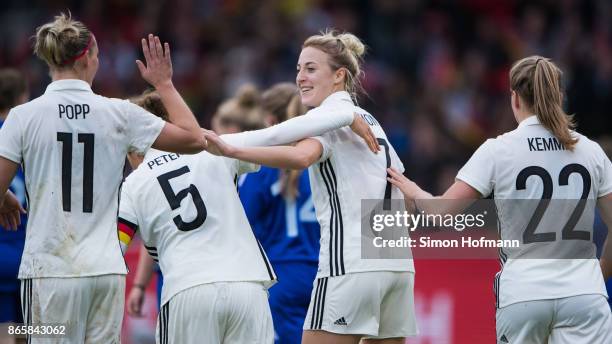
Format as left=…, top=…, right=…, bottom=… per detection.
left=387, top=56, right=612, bottom=343
left=0, top=12, right=208, bottom=343
left=204, top=30, right=417, bottom=344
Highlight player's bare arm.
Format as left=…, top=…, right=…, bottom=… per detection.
left=0, top=156, right=25, bottom=230
left=127, top=245, right=156, bottom=317
left=136, top=34, right=206, bottom=154
left=204, top=131, right=322, bottom=170
left=387, top=167, right=479, bottom=215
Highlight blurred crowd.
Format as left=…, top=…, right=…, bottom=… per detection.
left=1, top=0, right=611, bottom=192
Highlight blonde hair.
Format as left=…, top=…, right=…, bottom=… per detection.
left=131, top=89, right=170, bottom=122
left=303, top=29, right=366, bottom=102
left=34, top=12, right=93, bottom=69
left=510, top=56, right=578, bottom=150
left=281, top=93, right=309, bottom=199
left=261, top=83, right=297, bottom=123
left=214, top=84, right=265, bottom=131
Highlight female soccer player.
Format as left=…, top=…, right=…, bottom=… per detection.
left=125, top=84, right=265, bottom=317
left=387, top=56, right=612, bottom=343
left=204, top=30, right=417, bottom=344
left=0, top=13, right=206, bottom=343
left=117, top=86, right=376, bottom=344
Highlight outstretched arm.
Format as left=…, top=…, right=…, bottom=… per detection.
left=232, top=111, right=379, bottom=153
left=205, top=130, right=323, bottom=170
left=136, top=34, right=206, bottom=153
left=386, top=167, right=480, bottom=214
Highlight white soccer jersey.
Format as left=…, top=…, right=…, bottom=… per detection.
left=457, top=115, right=612, bottom=307
left=118, top=136, right=276, bottom=306
left=0, top=79, right=165, bottom=278
left=308, top=91, right=414, bottom=278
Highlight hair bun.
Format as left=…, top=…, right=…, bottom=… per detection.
left=235, top=83, right=260, bottom=108
left=338, top=33, right=365, bottom=58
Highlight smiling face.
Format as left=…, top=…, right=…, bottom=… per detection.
left=296, top=46, right=344, bottom=108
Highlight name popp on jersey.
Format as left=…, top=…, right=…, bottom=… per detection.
left=58, top=103, right=90, bottom=119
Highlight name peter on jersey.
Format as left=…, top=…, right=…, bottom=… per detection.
left=147, top=152, right=181, bottom=170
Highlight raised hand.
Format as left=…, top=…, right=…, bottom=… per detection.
left=136, top=34, right=173, bottom=89
left=350, top=113, right=380, bottom=153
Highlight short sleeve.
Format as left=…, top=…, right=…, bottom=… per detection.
left=456, top=139, right=496, bottom=197
left=124, top=101, right=165, bottom=154
left=596, top=144, right=612, bottom=197
left=118, top=182, right=140, bottom=228
left=311, top=135, right=332, bottom=163
left=0, top=110, right=23, bottom=163
left=118, top=182, right=140, bottom=254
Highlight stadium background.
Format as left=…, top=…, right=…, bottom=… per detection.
left=1, top=0, right=611, bottom=343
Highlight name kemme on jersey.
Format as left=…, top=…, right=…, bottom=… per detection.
left=147, top=153, right=181, bottom=170
left=58, top=103, right=90, bottom=119
left=527, top=137, right=566, bottom=152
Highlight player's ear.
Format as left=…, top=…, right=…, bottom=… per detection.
left=334, top=68, right=346, bottom=86
left=512, top=91, right=520, bottom=110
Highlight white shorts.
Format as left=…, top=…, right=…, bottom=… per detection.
left=156, top=281, right=274, bottom=344
left=304, top=271, right=417, bottom=339
left=496, top=294, right=612, bottom=344
left=20, top=275, right=125, bottom=344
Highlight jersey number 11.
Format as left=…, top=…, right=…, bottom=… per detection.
left=57, top=132, right=94, bottom=213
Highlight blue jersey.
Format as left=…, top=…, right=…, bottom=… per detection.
left=239, top=167, right=319, bottom=343
left=0, top=118, right=27, bottom=292
left=239, top=167, right=320, bottom=264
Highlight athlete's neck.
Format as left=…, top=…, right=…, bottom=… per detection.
left=51, top=70, right=92, bottom=85
left=516, top=112, right=535, bottom=124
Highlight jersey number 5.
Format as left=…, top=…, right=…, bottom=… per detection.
left=157, top=166, right=207, bottom=231
left=57, top=132, right=94, bottom=213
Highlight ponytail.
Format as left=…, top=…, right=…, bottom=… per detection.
left=510, top=56, right=577, bottom=150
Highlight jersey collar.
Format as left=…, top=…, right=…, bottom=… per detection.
left=45, top=79, right=93, bottom=93
left=518, top=115, right=540, bottom=128
left=320, top=91, right=353, bottom=107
